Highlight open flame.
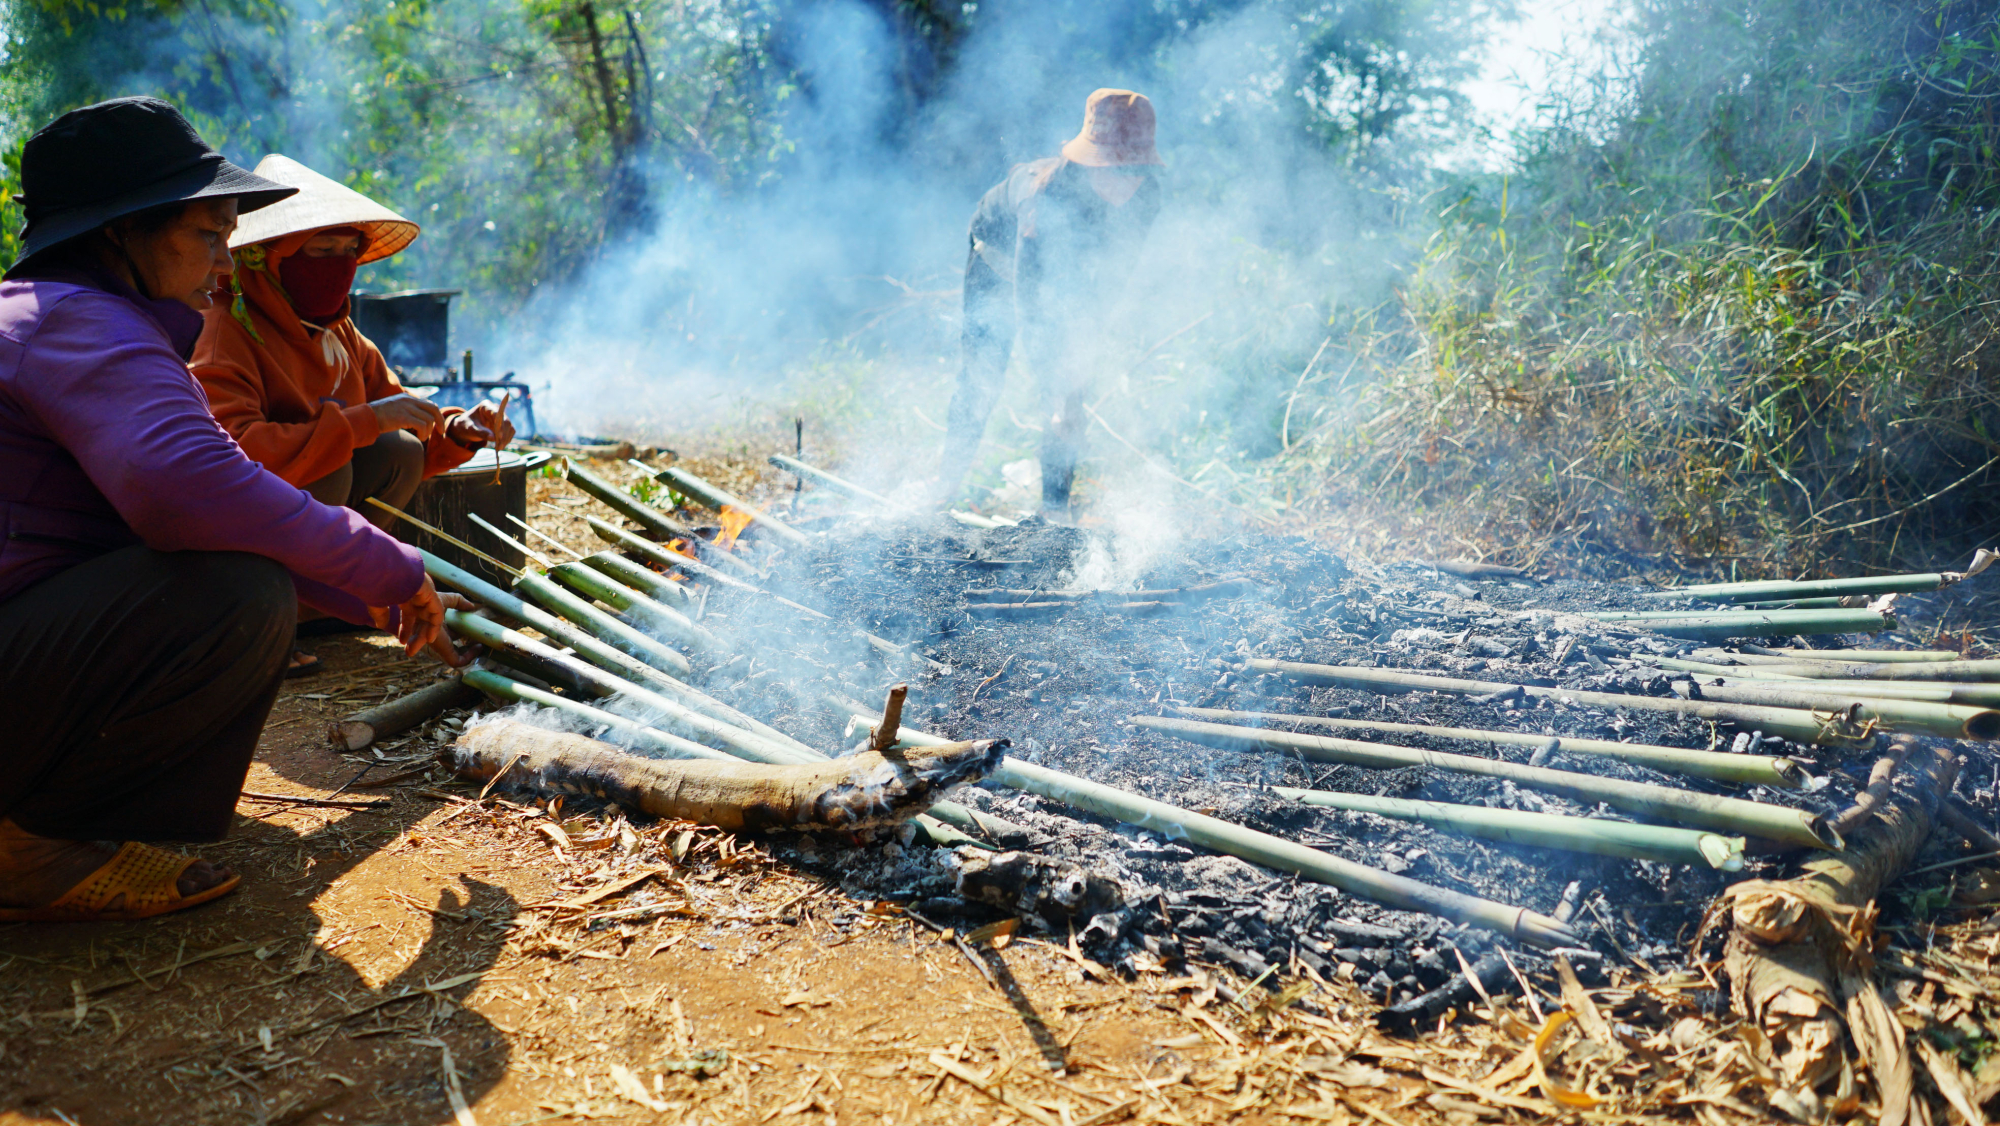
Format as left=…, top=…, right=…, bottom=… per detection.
left=716, top=505, right=755, bottom=551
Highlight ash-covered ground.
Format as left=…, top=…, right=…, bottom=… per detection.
left=580, top=510, right=1997, bottom=1018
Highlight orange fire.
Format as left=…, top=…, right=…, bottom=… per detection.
left=717, top=506, right=755, bottom=550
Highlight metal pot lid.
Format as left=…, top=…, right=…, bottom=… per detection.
left=440, top=448, right=526, bottom=476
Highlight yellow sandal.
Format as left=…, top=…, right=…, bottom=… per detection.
left=0, top=841, right=239, bottom=923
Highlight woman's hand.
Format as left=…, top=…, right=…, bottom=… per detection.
left=367, top=577, right=476, bottom=665
left=446, top=398, right=515, bottom=451
left=370, top=393, right=445, bottom=440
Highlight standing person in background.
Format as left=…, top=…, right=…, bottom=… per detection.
left=939, top=89, right=1164, bottom=521
left=0, top=97, right=471, bottom=923
left=193, top=156, right=513, bottom=675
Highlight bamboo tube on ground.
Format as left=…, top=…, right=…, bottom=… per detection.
left=1269, top=786, right=1746, bottom=869
left=454, top=715, right=1005, bottom=834
left=827, top=696, right=1583, bottom=947
left=1645, top=654, right=1815, bottom=679
left=561, top=460, right=759, bottom=576
left=1134, top=715, right=1836, bottom=848
left=513, top=570, right=694, bottom=677
left=1711, top=744, right=1957, bottom=1110
left=330, top=678, right=480, bottom=751
left=1249, top=658, right=1865, bottom=744
left=1682, top=675, right=2000, bottom=709
left=1169, top=706, right=1804, bottom=787
left=639, top=460, right=810, bottom=547
left=767, top=454, right=897, bottom=508
left=577, top=551, right=689, bottom=606
left=1736, top=597, right=1847, bottom=610
left=1737, top=646, right=1963, bottom=664
left=1638, top=573, right=1946, bottom=602
left=550, top=561, right=723, bottom=653
left=1673, top=681, right=2000, bottom=739
left=1578, top=608, right=1893, bottom=638
left=1691, top=658, right=2000, bottom=683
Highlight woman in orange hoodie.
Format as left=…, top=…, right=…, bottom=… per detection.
left=193, top=156, right=512, bottom=673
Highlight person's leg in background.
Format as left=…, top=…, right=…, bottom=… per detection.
left=344, top=429, right=426, bottom=531
left=0, top=545, right=293, bottom=917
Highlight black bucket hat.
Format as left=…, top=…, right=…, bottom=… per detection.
left=8, top=96, right=297, bottom=271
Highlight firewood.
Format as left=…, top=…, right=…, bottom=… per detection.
left=1705, top=743, right=1959, bottom=1123
left=330, top=678, right=481, bottom=751
left=452, top=718, right=1006, bottom=832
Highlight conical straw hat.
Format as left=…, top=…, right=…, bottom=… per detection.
left=228, top=154, right=418, bottom=264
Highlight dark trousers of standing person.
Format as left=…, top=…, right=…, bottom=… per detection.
left=304, top=429, right=426, bottom=531
left=0, top=546, right=294, bottom=841
left=942, top=247, right=1085, bottom=511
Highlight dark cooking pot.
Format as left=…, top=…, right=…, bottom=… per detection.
left=392, top=448, right=551, bottom=586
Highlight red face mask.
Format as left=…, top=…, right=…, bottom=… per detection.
left=277, top=251, right=360, bottom=322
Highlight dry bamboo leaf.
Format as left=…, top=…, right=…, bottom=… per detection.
left=609, top=1063, right=669, bottom=1113
left=1530, top=1011, right=1600, bottom=1109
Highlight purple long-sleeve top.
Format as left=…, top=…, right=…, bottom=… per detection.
left=0, top=275, right=423, bottom=620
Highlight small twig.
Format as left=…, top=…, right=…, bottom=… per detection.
left=970, top=655, right=1015, bottom=702
left=237, top=790, right=390, bottom=811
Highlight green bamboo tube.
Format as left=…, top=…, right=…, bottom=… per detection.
left=1644, top=655, right=1814, bottom=680
left=1675, top=682, right=2000, bottom=738
left=462, top=667, right=734, bottom=762
left=1731, top=647, right=1964, bottom=664
left=1169, top=706, right=1803, bottom=787
left=1689, top=674, right=2000, bottom=707
left=1637, top=573, right=1945, bottom=602
left=589, top=514, right=918, bottom=667
left=586, top=515, right=761, bottom=592
left=550, top=561, right=722, bottom=654
left=768, top=454, right=896, bottom=507
left=644, top=462, right=811, bottom=546
left=579, top=551, right=689, bottom=606
left=1249, top=658, right=1860, bottom=744
left=1735, top=597, right=1847, bottom=610
left=562, top=460, right=759, bottom=577
left=423, top=551, right=811, bottom=759
left=1697, top=658, right=2000, bottom=683
left=1268, top=787, right=1746, bottom=869
left=827, top=697, right=1583, bottom=947
left=514, top=571, right=693, bottom=677
left=1135, top=715, right=1836, bottom=849
left=1577, top=608, right=1893, bottom=639
left=451, top=612, right=804, bottom=765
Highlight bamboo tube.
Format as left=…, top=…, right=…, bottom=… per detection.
left=1643, top=654, right=1815, bottom=679
left=1268, top=786, right=1746, bottom=869
left=1637, top=573, right=1945, bottom=602
left=768, top=454, right=896, bottom=507
left=1736, top=597, right=1847, bottom=610
left=453, top=614, right=1003, bottom=846
left=561, top=460, right=759, bottom=576
left=330, top=677, right=480, bottom=751
left=549, top=561, right=723, bottom=654
left=1577, top=608, right=1893, bottom=638
left=1692, top=658, right=2000, bottom=683
left=422, top=552, right=810, bottom=758
left=1674, top=682, right=2000, bottom=739
left=1250, top=659, right=1867, bottom=744
left=588, top=515, right=923, bottom=669
left=577, top=551, right=689, bottom=606
left=1134, top=715, right=1837, bottom=849
left=1736, top=646, right=1964, bottom=664
left=463, top=667, right=735, bottom=762
left=513, top=571, right=694, bottom=677
left=639, top=460, right=811, bottom=546
left=827, top=697, right=1584, bottom=947
left=1684, top=675, right=2000, bottom=708
left=1168, top=706, right=1804, bottom=787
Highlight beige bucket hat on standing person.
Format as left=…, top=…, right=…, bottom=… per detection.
left=1059, top=89, right=1163, bottom=167
left=228, top=154, right=419, bottom=262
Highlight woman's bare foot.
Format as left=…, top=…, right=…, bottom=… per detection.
left=0, top=819, right=233, bottom=909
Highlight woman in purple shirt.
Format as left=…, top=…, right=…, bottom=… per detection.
left=0, top=98, right=471, bottom=921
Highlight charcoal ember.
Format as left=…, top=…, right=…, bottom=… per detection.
left=1375, top=949, right=1517, bottom=1032
left=952, top=850, right=1123, bottom=920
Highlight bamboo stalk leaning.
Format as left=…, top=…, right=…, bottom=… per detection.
left=635, top=459, right=811, bottom=547
left=767, top=454, right=897, bottom=508
left=1249, top=658, right=1877, bottom=744
left=1134, top=715, right=1837, bottom=848
left=586, top=514, right=761, bottom=592
left=512, top=569, right=694, bottom=677
left=1637, top=573, right=1947, bottom=603
left=549, top=561, right=723, bottom=654
left=576, top=550, right=689, bottom=606
left=1269, top=786, right=1746, bottom=869
left=560, top=460, right=759, bottom=576
left=1644, top=654, right=1816, bottom=680
left=827, top=696, right=1583, bottom=948
left=1671, top=681, right=2000, bottom=739
left=1169, top=706, right=1804, bottom=787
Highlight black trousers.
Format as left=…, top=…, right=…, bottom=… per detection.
left=943, top=246, right=1085, bottom=510
left=304, top=429, right=426, bottom=532
left=0, top=546, right=294, bottom=841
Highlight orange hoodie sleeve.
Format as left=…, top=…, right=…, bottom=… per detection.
left=344, top=323, right=478, bottom=480
left=193, top=309, right=383, bottom=488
